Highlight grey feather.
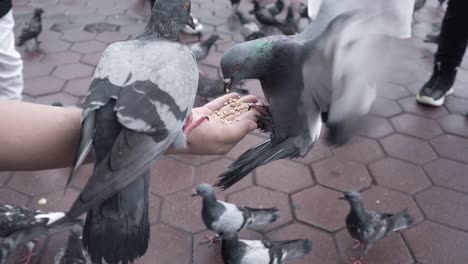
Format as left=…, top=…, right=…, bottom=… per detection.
left=193, top=184, right=279, bottom=236
left=221, top=226, right=312, bottom=264
left=17, top=8, right=43, bottom=47
left=341, top=191, right=414, bottom=257
left=54, top=226, right=91, bottom=264
left=188, top=34, right=220, bottom=61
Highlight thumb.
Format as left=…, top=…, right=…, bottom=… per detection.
left=225, top=119, right=257, bottom=143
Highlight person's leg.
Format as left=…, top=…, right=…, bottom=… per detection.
left=0, top=10, right=23, bottom=101
left=416, top=0, right=468, bottom=106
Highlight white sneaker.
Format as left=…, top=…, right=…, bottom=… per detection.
left=181, top=17, right=204, bottom=35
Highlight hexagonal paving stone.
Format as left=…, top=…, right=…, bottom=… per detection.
left=416, top=187, right=468, bottom=231
left=267, top=223, right=340, bottom=264
left=404, top=221, right=468, bottom=264
left=424, top=158, right=468, bottom=193
left=149, top=194, right=162, bottom=224
left=313, top=157, right=372, bottom=192
left=41, top=51, right=82, bottom=66
left=193, top=229, right=262, bottom=264
left=35, top=92, right=80, bottom=106
left=296, top=138, right=333, bottom=164
left=444, top=96, right=468, bottom=115
left=84, top=22, right=119, bottom=33
left=170, top=154, right=220, bottom=166
left=71, top=40, right=108, bottom=54
left=63, top=77, right=92, bottom=96
left=391, top=113, right=443, bottom=139
left=96, top=31, right=130, bottom=43
left=150, top=157, right=194, bottom=195
left=256, top=160, right=314, bottom=193
left=61, top=31, right=96, bottom=42
left=23, top=62, right=55, bottom=79
left=370, top=158, right=431, bottom=194
left=377, top=82, right=410, bottom=100
left=333, top=136, right=384, bottom=164
left=398, top=96, right=448, bottom=118
left=53, top=63, right=94, bottom=80
left=358, top=115, right=394, bottom=139
left=29, top=189, right=79, bottom=212
left=0, top=172, right=11, bottom=186
left=335, top=229, right=413, bottom=264
left=24, top=76, right=65, bottom=96
left=160, top=187, right=205, bottom=233
left=40, top=38, right=72, bottom=53
left=430, top=134, right=468, bottom=163
left=80, top=52, right=102, bottom=66
left=436, top=114, right=468, bottom=138
left=8, top=168, right=69, bottom=196
left=361, top=186, right=424, bottom=223
left=138, top=224, right=191, bottom=264
left=369, top=97, right=403, bottom=117
left=225, top=133, right=266, bottom=159
left=194, top=158, right=253, bottom=199
left=0, top=187, right=29, bottom=204
left=381, top=134, right=437, bottom=165
left=228, top=186, right=293, bottom=232
left=291, top=186, right=349, bottom=232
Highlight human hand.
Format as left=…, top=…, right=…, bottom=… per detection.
left=171, top=93, right=259, bottom=155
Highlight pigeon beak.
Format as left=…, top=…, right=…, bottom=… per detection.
left=223, top=78, right=234, bottom=93
left=191, top=189, right=199, bottom=197
left=187, top=14, right=196, bottom=30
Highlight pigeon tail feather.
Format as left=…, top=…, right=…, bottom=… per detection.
left=276, top=239, right=312, bottom=261
left=390, top=209, right=414, bottom=232
left=215, top=139, right=300, bottom=190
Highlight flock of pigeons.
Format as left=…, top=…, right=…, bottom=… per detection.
left=1, top=0, right=430, bottom=263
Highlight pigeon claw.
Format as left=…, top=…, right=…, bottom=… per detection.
left=352, top=240, right=363, bottom=249
left=199, top=234, right=221, bottom=247
left=16, top=241, right=37, bottom=264
left=350, top=256, right=364, bottom=264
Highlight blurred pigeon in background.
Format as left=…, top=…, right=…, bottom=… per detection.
left=64, top=0, right=201, bottom=263
left=251, top=0, right=283, bottom=27
left=189, top=34, right=220, bottom=61
left=192, top=183, right=279, bottom=245
left=17, top=8, right=44, bottom=49
left=281, top=6, right=299, bottom=35
left=237, top=10, right=265, bottom=41
left=340, top=191, right=414, bottom=264
left=197, top=76, right=248, bottom=98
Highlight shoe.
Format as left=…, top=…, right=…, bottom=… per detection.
left=416, top=62, right=457, bottom=106
left=181, top=17, right=204, bottom=35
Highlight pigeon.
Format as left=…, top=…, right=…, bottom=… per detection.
left=221, top=225, right=312, bottom=264
left=0, top=204, right=81, bottom=264
left=17, top=8, right=44, bottom=49
left=251, top=0, right=283, bottom=27
left=191, top=183, right=279, bottom=245
left=197, top=76, right=248, bottom=98
left=236, top=10, right=265, bottom=41
left=340, top=191, right=414, bottom=264
left=413, top=0, right=426, bottom=16
left=265, top=0, right=285, bottom=16
left=188, top=34, right=220, bottom=61
left=299, top=2, right=309, bottom=18
left=54, top=225, right=91, bottom=264
left=63, top=0, right=201, bottom=263
left=231, top=0, right=241, bottom=9
left=215, top=5, right=401, bottom=190
left=281, top=6, right=299, bottom=35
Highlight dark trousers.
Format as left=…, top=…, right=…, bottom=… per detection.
left=435, top=0, right=468, bottom=70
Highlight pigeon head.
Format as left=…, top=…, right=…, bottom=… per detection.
left=339, top=191, right=362, bottom=203
left=33, top=8, right=44, bottom=17
left=221, top=39, right=274, bottom=92
left=191, top=183, right=216, bottom=198
left=144, top=0, right=195, bottom=39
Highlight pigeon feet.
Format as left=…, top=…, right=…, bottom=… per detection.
left=183, top=113, right=209, bottom=135
left=352, top=240, right=363, bottom=249
left=199, top=234, right=221, bottom=247
left=16, top=241, right=37, bottom=264
left=350, top=256, right=364, bottom=264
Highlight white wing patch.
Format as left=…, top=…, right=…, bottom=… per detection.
left=212, top=201, right=244, bottom=233
left=240, top=240, right=270, bottom=264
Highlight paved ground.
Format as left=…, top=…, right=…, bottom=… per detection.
left=2, top=0, right=468, bottom=263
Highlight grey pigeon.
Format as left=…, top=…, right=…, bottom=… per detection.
left=413, top=0, right=426, bottom=13
left=192, top=183, right=278, bottom=245
left=340, top=191, right=414, bottom=264
left=197, top=76, right=248, bottom=98
left=189, top=34, right=220, bottom=61
left=265, top=0, right=285, bottom=16
left=54, top=226, right=91, bottom=264
left=215, top=8, right=395, bottom=190
left=231, top=0, right=241, bottom=9
left=0, top=204, right=81, bottom=264
left=64, top=0, right=200, bottom=263
left=281, top=6, right=299, bottom=35
left=221, top=225, right=312, bottom=264
left=236, top=10, right=265, bottom=41
left=17, top=8, right=44, bottom=49
left=251, top=0, right=283, bottom=27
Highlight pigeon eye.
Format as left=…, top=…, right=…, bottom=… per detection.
left=233, top=64, right=241, bottom=71
left=184, top=3, right=190, bottom=10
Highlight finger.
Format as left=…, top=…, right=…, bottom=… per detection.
left=204, top=93, right=240, bottom=112
left=238, top=95, right=258, bottom=104
left=223, top=106, right=259, bottom=122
